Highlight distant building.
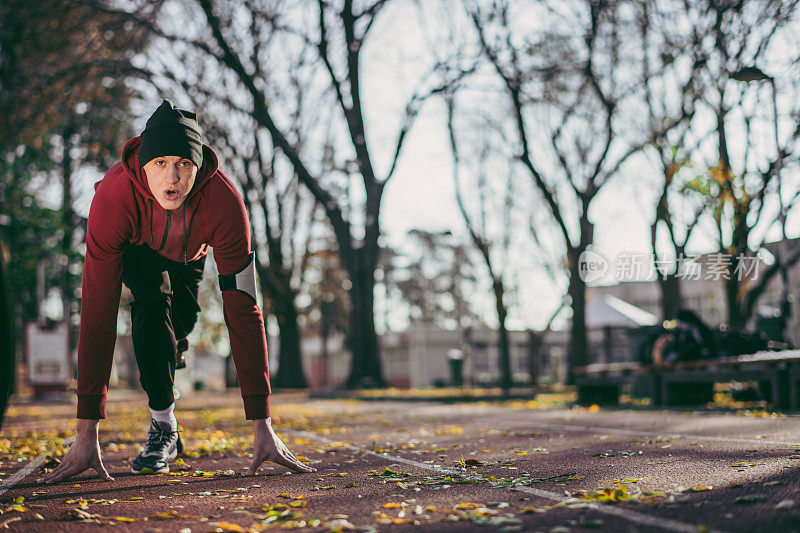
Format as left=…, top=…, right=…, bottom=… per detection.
left=301, top=324, right=535, bottom=389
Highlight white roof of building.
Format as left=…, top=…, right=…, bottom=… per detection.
left=585, top=294, right=658, bottom=328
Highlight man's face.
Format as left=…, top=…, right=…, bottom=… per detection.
left=143, top=156, right=197, bottom=210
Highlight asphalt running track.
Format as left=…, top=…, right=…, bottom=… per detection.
left=3, top=393, right=800, bottom=532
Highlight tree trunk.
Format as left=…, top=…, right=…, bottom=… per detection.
left=659, top=272, right=682, bottom=320
left=346, top=248, right=385, bottom=388
left=0, top=243, right=14, bottom=427
left=567, top=253, right=589, bottom=384
left=651, top=215, right=683, bottom=321
left=567, top=215, right=594, bottom=383
left=492, top=278, right=512, bottom=392
left=726, top=274, right=745, bottom=329
left=272, top=296, right=307, bottom=389
left=320, top=301, right=331, bottom=387
left=566, top=213, right=594, bottom=383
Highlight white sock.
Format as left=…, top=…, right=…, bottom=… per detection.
left=150, top=403, right=178, bottom=431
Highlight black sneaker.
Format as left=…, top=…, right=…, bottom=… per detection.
left=131, top=419, right=182, bottom=474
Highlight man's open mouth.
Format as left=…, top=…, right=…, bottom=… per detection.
left=164, top=189, right=179, bottom=200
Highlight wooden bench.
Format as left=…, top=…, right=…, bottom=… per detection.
left=574, top=350, right=800, bottom=409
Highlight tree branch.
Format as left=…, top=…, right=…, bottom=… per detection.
left=195, top=0, right=353, bottom=258
left=469, top=6, right=573, bottom=247
left=385, top=64, right=474, bottom=181
left=316, top=0, right=347, bottom=112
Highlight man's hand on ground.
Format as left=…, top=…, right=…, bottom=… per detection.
left=250, top=418, right=316, bottom=475
left=37, top=419, right=113, bottom=484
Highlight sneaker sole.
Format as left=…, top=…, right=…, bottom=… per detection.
left=131, top=465, right=169, bottom=474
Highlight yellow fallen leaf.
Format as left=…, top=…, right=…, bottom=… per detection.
left=211, top=521, right=245, bottom=532
left=5, top=505, right=27, bottom=513
left=454, top=502, right=480, bottom=510
left=383, top=502, right=402, bottom=508
left=114, top=517, right=135, bottom=522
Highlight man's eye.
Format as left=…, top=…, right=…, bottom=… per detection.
left=180, top=161, right=190, bottom=167
left=156, top=160, right=165, bottom=166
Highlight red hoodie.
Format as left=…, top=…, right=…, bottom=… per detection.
left=76, top=137, right=270, bottom=420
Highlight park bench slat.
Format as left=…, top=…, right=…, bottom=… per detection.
left=574, top=349, right=800, bottom=409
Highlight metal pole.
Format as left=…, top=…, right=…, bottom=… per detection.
left=770, top=77, right=784, bottom=238
left=770, top=77, right=792, bottom=344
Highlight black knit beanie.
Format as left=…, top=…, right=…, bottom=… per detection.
left=138, top=99, right=203, bottom=169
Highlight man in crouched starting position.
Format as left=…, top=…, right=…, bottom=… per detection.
left=40, top=100, right=313, bottom=482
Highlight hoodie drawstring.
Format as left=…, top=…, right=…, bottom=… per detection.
left=149, top=199, right=154, bottom=245
left=183, top=203, right=187, bottom=265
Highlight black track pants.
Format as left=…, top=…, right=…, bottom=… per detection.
left=121, top=244, right=205, bottom=411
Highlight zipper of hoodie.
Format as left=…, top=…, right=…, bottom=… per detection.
left=157, top=210, right=172, bottom=252
left=183, top=203, right=187, bottom=265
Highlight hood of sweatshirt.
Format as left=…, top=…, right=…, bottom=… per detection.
left=106, top=136, right=220, bottom=264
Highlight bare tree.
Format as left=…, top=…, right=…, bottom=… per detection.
left=207, top=114, right=317, bottom=388
left=445, top=93, right=518, bottom=391
left=182, top=0, right=466, bottom=387
left=677, top=0, right=800, bottom=330
left=638, top=0, right=708, bottom=320
left=468, top=0, right=692, bottom=379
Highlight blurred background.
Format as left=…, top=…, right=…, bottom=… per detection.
left=2, top=0, right=800, bottom=406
